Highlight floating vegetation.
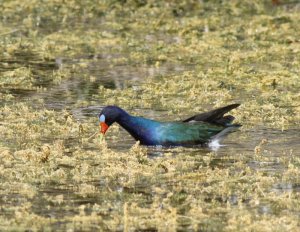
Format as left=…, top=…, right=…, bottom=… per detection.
left=0, top=0, right=300, bottom=231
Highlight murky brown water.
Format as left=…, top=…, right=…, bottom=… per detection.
left=2, top=48, right=300, bottom=229
left=1, top=1, right=300, bottom=230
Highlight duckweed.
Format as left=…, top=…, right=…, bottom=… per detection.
left=1, top=0, right=300, bottom=231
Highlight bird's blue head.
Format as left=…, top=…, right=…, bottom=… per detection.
left=98, top=106, right=126, bottom=134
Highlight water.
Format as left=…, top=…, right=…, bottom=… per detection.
left=5, top=52, right=299, bottom=166
left=2, top=21, right=300, bottom=232
left=1, top=93, right=296, bottom=226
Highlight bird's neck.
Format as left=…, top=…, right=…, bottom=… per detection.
left=117, top=113, right=134, bottom=132
left=117, top=113, right=158, bottom=143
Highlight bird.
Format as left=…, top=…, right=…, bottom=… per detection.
left=98, top=104, right=241, bottom=146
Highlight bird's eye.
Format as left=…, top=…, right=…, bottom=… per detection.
left=99, top=114, right=105, bottom=122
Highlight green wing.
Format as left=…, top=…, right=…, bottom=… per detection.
left=156, top=122, right=224, bottom=145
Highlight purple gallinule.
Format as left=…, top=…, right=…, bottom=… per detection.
left=99, top=104, right=241, bottom=146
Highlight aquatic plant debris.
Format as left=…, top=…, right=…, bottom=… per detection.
left=99, top=133, right=104, bottom=143
left=1, top=0, right=300, bottom=231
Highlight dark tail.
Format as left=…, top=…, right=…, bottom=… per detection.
left=182, top=104, right=241, bottom=127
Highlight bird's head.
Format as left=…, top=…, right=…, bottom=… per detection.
left=98, top=106, right=124, bottom=134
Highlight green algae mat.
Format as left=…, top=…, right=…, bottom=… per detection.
left=1, top=0, right=300, bottom=231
